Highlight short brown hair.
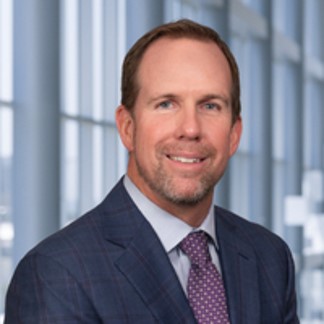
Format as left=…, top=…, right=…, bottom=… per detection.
left=121, top=19, right=241, bottom=122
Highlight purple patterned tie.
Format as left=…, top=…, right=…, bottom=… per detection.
left=180, top=231, right=230, bottom=324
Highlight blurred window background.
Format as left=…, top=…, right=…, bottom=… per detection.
left=0, top=0, right=13, bottom=321
left=1, top=1, right=324, bottom=322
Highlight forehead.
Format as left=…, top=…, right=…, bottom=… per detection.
left=141, top=37, right=228, bottom=67
left=136, top=37, right=232, bottom=94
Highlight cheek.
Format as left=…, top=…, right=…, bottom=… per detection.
left=209, top=125, right=235, bottom=155
left=134, top=117, right=169, bottom=148
left=133, top=125, right=154, bottom=156
left=209, top=122, right=231, bottom=140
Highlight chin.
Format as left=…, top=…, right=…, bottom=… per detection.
left=161, top=185, right=212, bottom=206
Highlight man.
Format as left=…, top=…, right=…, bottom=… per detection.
left=5, top=19, right=299, bottom=323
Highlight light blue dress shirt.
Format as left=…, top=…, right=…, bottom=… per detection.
left=124, top=176, right=222, bottom=294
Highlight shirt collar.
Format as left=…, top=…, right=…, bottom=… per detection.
left=123, top=175, right=218, bottom=253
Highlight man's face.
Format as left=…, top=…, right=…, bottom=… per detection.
left=117, top=37, right=242, bottom=217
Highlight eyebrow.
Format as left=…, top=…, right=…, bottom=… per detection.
left=147, top=94, right=178, bottom=105
left=197, top=94, right=230, bottom=107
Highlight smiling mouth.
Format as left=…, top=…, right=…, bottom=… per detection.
left=167, top=155, right=204, bottom=164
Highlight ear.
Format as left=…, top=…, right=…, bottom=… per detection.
left=229, top=116, right=242, bottom=157
left=115, top=105, right=135, bottom=152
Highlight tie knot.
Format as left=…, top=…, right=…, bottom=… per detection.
left=179, top=231, right=211, bottom=266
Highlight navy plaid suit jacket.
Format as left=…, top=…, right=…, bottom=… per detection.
left=5, top=178, right=299, bottom=323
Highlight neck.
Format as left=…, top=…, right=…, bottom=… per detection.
left=158, top=197, right=212, bottom=227
left=126, top=172, right=214, bottom=227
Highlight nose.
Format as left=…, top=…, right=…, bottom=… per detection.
left=175, top=106, right=202, bottom=141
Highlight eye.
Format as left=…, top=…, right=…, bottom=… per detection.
left=157, top=100, right=173, bottom=109
left=203, top=102, right=220, bottom=110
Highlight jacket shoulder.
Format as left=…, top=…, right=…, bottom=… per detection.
left=23, top=178, right=136, bottom=262
left=215, top=205, right=293, bottom=259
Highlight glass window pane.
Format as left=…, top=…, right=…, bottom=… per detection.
left=93, top=126, right=103, bottom=202
left=304, top=79, right=323, bottom=169
left=274, top=0, right=301, bottom=43
left=103, top=0, right=119, bottom=122
left=104, top=126, right=119, bottom=192
left=61, top=119, right=80, bottom=225
left=61, top=0, right=79, bottom=116
left=0, top=107, right=13, bottom=317
left=231, top=36, right=251, bottom=152
left=240, top=0, right=268, bottom=16
left=79, top=122, right=94, bottom=214
left=0, top=108, right=13, bottom=159
left=0, top=0, right=13, bottom=318
left=305, top=0, right=324, bottom=58
left=92, top=0, right=104, bottom=120
left=273, top=62, right=286, bottom=160
left=0, top=0, right=13, bottom=101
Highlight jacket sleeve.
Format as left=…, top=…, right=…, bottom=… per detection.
left=5, top=252, right=100, bottom=324
left=284, top=244, right=300, bottom=324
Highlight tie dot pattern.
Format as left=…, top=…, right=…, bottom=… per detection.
left=180, top=231, right=230, bottom=324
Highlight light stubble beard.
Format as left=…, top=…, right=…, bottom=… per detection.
left=134, top=150, right=220, bottom=207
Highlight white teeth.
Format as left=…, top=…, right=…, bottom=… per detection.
left=170, top=156, right=201, bottom=163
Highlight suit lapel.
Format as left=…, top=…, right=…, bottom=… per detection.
left=216, top=207, right=261, bottom=324
left=102, top=180, right=262, bottom=323
left=102, top=180, right=196, bottom=323
left=115, top=221, right=196, bottom=323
